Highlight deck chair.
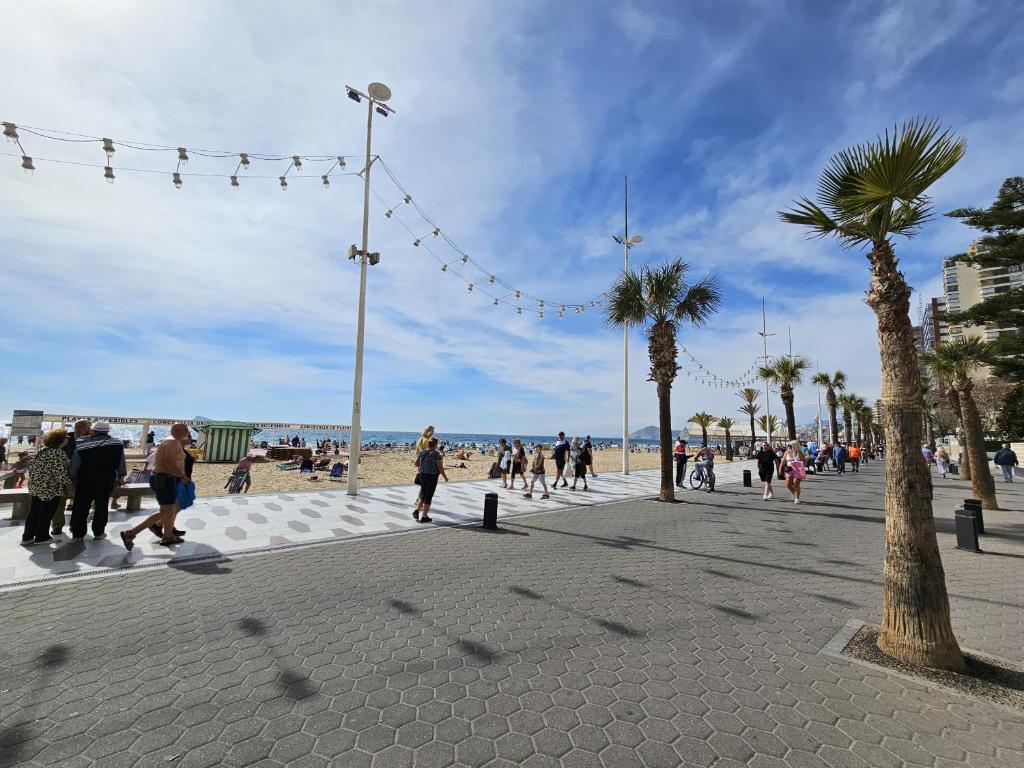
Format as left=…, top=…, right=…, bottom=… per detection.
left=328, top=461, right=347, bottom=482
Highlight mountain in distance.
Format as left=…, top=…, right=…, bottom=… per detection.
left=629, top=425, right=687, bottom=440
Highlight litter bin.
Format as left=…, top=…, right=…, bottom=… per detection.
left=964, top=498, right=984, bottom=535
left=742, top=470, right=751, bottom=487
left=954, top=506, right=981, bottom=553
left=483, top=492, right=498, bottom=529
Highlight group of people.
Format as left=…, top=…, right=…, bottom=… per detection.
left=672, top=438, right=717, bottom=492
left=924, top=442, right=1019, bottom=482
left=754, top=441, right=809, bottom=503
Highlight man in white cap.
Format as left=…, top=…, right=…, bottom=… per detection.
left=69, top=421, right=126, bottom=540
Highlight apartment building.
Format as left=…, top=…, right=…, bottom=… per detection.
left=918, top=296, right=948, bottom=352
left=941, top=241, right=1024, bottom=343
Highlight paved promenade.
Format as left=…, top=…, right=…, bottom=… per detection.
left=0, top=462, right=751, bottom=590
left=1, top=462, right=1021, bottom=767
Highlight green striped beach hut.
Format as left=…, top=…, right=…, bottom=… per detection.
left=195, top=421, right=261, bottom=463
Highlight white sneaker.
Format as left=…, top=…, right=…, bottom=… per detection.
left=766, top=493, right=773, bottom=500
left=793, top=498, right=800, bottom=504
left=762, top=495, right=767, bottom=500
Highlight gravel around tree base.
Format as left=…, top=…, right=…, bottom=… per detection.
left=843, top=624, right=1024, bottom=710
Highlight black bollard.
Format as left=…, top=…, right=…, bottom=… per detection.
left=964, top=498, right=984, bottom=535
left=742, top=470, right=752, bottom=487
left=954, top=505, right=981, bottom=552
left=483, top=492, right=498, bottom=529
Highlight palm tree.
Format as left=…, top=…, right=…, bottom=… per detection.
left=690, top=411, right=716, bottom=448
left=812, top=370, right=846, bottom=444
left=847, top=394, right=867, bottom=443
left=737, top=388, right=761, bottom=456
left=858, top=405, right=876, bottom=448
left=922, top=339, right=998, bottom=509
left=606, top=260, right=721, bottom=502
left=757, top=414, right=779, bottom=438
left=780, top=118, right=967, bottom=670
left=946, top=387, right=971, bottom=480
left=717, top=417, right=736, bottom=460
left=758, top=356, right=809, bottom=442
left=836, top=393, right=857, bottom=444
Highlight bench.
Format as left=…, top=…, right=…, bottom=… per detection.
left=2, top=483, right=155, bottom=521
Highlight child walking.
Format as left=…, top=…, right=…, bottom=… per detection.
left=524, top=444, right=550, bottom=499
left=572, top=439, right=590, bottom=491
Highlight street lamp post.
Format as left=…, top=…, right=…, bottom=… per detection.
left=346, top=82, right=394, bottom=496
left=612, top=176, right=643, bottom=475
left=758, top=297, right=775, bottom=445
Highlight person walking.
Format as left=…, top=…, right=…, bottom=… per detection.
left=417, top=425, right=435, bottom=454
left=69, top=422, right=126, bottom=541
left=120, top=423, right=191, bottom=550
left=584, top=436, right=597, bottom=478
left=524, top=444, right=550, bottom=499
left=994, top=443, right=1018, bottom=483
left=551, top=432, right=570, bottom=489
left=934, top=445, right=950, bottom=479
left=755, top=442, right=779, bottom=500
left=508, top=439, right=528, bottom=491
left=572, top=438, right=591, bottom=491
left=413, top=437, right=448, bottom=523
left=848, top=442, right=861, bottom=472
left=21, top=429, right=72, bottom=546
left=833, top=442, right=846, bottom=474
left=497, top=438, right=512, bottom=488
left=780, top=440, right=806, bottom=504
left=673, top=436, right=689, bottom=487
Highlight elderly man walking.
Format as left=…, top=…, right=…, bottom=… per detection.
left=994, top=443, right=1019, bottom=483
left=69, top=422, right=126, bottom=540
left=121, top=423, right=192, bottom=549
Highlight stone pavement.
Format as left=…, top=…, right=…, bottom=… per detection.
left=0, top=462, right=1021, bottom=768
left=0, top=462, right=751, bottom=591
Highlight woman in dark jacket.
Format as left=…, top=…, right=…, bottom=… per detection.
left=755, top=442, right=779, bottom=501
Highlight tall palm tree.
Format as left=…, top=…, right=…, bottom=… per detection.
left=757, top=414, right=779, bottom=438
left=946, top=387, right=971, bottom=480
left=836, top=393, right=857, bottom=444
left=606, top=260, right=721, bottom=502
left=811, top=370, right=846, bottom=444
left=690, top=411, right=716, bottom=448
left=717, top=416, right=736, bottom=460
left=858, top=405, right=876, bottom=447
left=847, top=394, right=867, bottom=443
left=922, top=339, right=998, bottom=509
left=780, top=118, right=967, bottom=670
left=737, top=388, right=761, bottom=456
left=758, top=356, right=809, bottom=441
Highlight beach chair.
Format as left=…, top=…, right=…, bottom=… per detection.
left=328, top=462, right=346, bottom=482
left=225, top=469, right=247, bottom=494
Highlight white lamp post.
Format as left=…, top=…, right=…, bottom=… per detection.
left=612, top=176, right=643, bottom=474
left=758, top=297, right=775, bottom=445
left=346, top=82, right=394, bottom=496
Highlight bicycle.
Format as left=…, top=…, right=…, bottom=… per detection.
left=689, top=462, right=716, bottom=491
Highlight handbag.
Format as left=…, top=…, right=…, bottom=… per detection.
left=414, top=473, right=422, bottom=485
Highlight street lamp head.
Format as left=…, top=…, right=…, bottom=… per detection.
left=367, top=82, right=392, bottom=102
left=346, top=87, right=362, bottom=103
left=627, top=235, right=644, bottom=245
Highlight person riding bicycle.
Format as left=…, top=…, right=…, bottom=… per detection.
left=694, top=445, right=716, bottom=492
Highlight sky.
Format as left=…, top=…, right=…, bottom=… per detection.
left=2, top=0, right=1022, bottom=438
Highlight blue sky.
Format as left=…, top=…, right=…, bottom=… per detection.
left=2, top=0, right=1022, bottom=437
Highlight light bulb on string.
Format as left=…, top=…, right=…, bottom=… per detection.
left=517, top=307, right=522, bottom=315
left=431, top=227, right=440, bottom=237
left=514, top=290, right=521, bottom=300
left=384, top=209, right=393, bottom=218
left=403, top=194, right=412, bottom=203
left=467, top=283, right=474, bottom=293
left=539, top=310, right=544, bottom=318
left=488, top=275, right=495, bottom=284
left=321, top=175, right=330, bottom=189
left=460, top=254, right=469, bottom=264
left=177, top=147, right=189, bottom=165
left=278, top=176, right=288, bottom=190
left=292, top=155, right=302, bottom=170
left=102, top=138, right=115, bottom=162
left=413, top=239, right=420, bottom=247
left=337, top=156, right=346, bottom=169
left=239, top=153, right=250, bottom=169
left=230, top=175, right=239, bottom=188
left=103, top=166, right=114, bottom=183
left=492, top=298, right=499, bottom=306
left=440, top=263, right=447, bottom=272
left=2, top=122, right=17, bottom=142
left=172, top=172, right=182, bottom=189
left=21, top=156, right=34, bottom=173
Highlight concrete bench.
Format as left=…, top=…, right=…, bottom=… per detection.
left=2, top=483, right=155, bottom=521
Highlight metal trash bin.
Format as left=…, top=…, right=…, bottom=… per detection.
left=954, top=506, right=981, bottom=553
left=483, top=492, right=498, bottom=529
left=964, top=498, right=984, bottom=535
left=742, top=470, right=751, bottom=487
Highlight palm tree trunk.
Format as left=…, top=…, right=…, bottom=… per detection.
left=783, top=387, right=797, bottom=441
left=748, top=414, right=756, bottom=455
left=725, top=429, right=733, bottom=461
left=828, top=394, right=839, bottom=445
left=866, top=240, right=964, bottom=671
left=855, top=419, right=863, bottom=444
left=649, top=321, right=677, bottom=503
left=656, top=382, right=674, bottom=502
left=843, top=410, right=852, bottom=444
left=925, top=413, right=935, bottom=450
left=956, top=378, right=998, bottom=510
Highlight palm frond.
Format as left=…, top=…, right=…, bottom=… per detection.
left=674, top=275, right=722, bottom=326
left=603, top=268, right=647, bottom=328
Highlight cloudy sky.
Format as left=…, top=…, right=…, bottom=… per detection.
left=1, top=0, right=1021, bottom=437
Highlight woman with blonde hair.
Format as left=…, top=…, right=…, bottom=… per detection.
left=22, top=429, right=71, bottom=545
left=779, top=439, right=806, bottom=504
left=416, top=426, right=435, bottom=454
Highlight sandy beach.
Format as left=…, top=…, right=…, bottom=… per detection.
left=158, top=446, right=666, bottom=498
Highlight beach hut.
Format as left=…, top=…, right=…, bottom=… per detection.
left=195, top=421, right=261, bottom=463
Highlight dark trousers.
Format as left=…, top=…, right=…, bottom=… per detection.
left=674, top=458, right=687, bottom=486
left=70, top=480, right=115, bottom=538
left=23, top=497, right=61, bottom=542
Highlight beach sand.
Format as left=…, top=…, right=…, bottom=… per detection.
left=163, top=447, right=666, bottom=498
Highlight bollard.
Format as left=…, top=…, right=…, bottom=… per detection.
left=742, top=470, right=751, bottom=487
left=483, top=492, right=498, bottom=529
left=964, top=498, right=984, bottom=534
left=949, top=463, right=959, bottom=475
left=954, top=506, right=981, bottom=553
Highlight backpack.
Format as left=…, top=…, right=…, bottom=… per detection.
left=488, top=461, right=501, bottom=479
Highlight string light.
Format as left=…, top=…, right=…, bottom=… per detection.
left=403, top=194, right=412, bottom=203
left=467, top=283, right=474, bottom=293
left=104, top=165, right=114, bottom=183
left=440, top=263, right=447, bottom=272
left=230, top=175, right=239, bottom=188
left=278, top=176, right=288, bottom=190
left=176, top=147, right=189, bottom=164
left=239, top=152, right=250, bottom=169
left=517, top=307, right=522, bottom=315
left=493, top=298, right=499, bottom=306
left=337, top=156, right=346, bottom=169
left=488, top=275, right=495, bottom=284
left=292, top=155, right=302, bottom=170
left=385, top=209, right=393, bottom=218
left=172, top=172, right=182, bottom=189
left=21, top=156, right=34, bottom=173
left=102, top=138, right=115, bottom=161
left=413, top=238, right=420, bottom=247
left=321, top=174, right=330, bottom=189
left=2, top=122, right=18, bottom=142
left=514, top=290, right=521, bottom=300
left=460, top=254, right=468, bottom=264
left=431, top=227, right=440, bottom=237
